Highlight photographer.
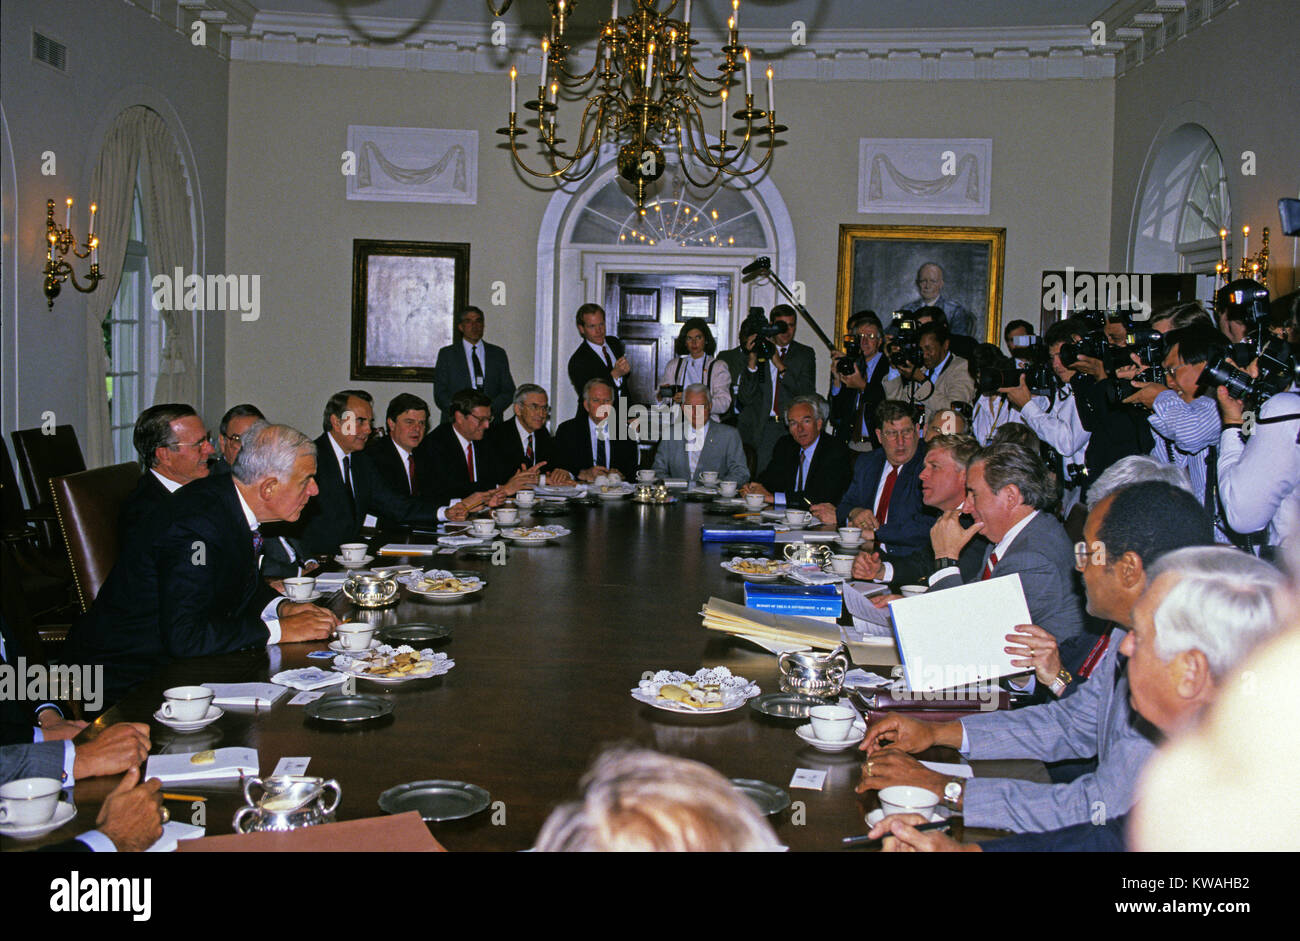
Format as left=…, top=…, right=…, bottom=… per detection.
left=883, top=321, right=975, bottom=428
left=1122, top=325, right=1228, bottom=542
left=970, top=343, right=1027, bottom=445
left=737, top=306, right=816, bottom=471
left=829, top=310, right=890, bottom=450
left=999, top=320, right=1091, bottom=516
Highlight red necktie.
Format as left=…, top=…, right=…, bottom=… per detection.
left=407, top=453, right=417, bottom=494
left=526, top=434, right=535, bottom=466
left=981, top=550, right=999, bottom=581
left=603, top=346, right=613, bottom=369
left=875, top=465, right=898, bottom=525
left=466, top=442, right=475, bottom=482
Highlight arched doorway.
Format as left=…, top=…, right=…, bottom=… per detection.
left=534, top=153, right=797, bottom=420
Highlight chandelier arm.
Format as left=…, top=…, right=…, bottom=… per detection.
left=509, top=133, right=591, bottom=181
left=538, top=97, right=608, bottom=164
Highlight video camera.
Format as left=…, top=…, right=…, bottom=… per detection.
left=886, top=315, right=923, bottom=370
left=1059, top=307, right=1167, bottom=388
left=836, top=332, right=865, bottom=377
left=1200, top=280, right=1299, bottom=408
left=742, top=305, right=784, bottom=364
left=978, top=336, right=1054, bottom=397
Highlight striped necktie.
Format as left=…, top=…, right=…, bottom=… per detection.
left=981, top=550, right=999, bottom=581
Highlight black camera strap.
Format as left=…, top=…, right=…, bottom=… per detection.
left=1248, top=410, right=1300, bottom=444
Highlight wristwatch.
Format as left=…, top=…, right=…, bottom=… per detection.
left=1049, top=668, right=1073, bottom=697
left=943, top=779, right=964, bottom=809
left=934, top=557, right=959, bottom=570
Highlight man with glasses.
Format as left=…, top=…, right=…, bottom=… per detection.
left=119, top=404, right=216, bottom=548
left=419, top=389, right=523, bottom=516
left=487, top=384, right=573, bottom=487
left=651, top=385, right=749, bottom=484
left=744, top=394, right=852, bottom=509
left=211, top=404, right=266, bottom=476
left=829, top=311, right=890, bottom=450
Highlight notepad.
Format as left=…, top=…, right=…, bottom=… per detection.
left=888, top=574, right=1027, bottom=693
left=377, top=543, right=439, bottom=556
left=145, top=747, right=258, bottom=785
left=202, top=683, right=289, bottom=708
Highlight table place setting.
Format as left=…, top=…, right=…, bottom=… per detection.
left=631, top=666, right=761, bottom=714
left=335, top=542, right=374, bottom=569
left=794, top=704, right=868, bottom=753
left=498, top=524, right=571, bottom=544
left=399, top=569, right=485, bottom=602
left=153, top=685, right=224, bottom=731
left=282, top=575, right=326, bottom=603
left=721, top=556, right=791, bottom=581
left=377, top=780, right=491, bottom=822
left=270, top=667, right=350, bottom=692
left=0, top=778, right=77, bottom=840
left=200, top=682, right=290, bottom=709
left=331, top=644, right=454, bottom=684
left=144, top=747, right=259, bottom=785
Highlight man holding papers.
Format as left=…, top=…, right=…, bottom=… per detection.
left=856, top=481, right=1214, bottom=833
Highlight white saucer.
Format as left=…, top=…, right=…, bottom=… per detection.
left=283, top=589, right=325, bottom=603
left=329, top=639, right=381, bottom=654
left=865, top=807, right=950, bottom=828
left=335, top=554, right=374, bottom=569
left=153, top=704, right=224, bottom=732
left=834, top=538, right=865, bottom=549
left=0, top=799, right=76, bottom=840
left=795, top=720, right=867, bottom=752
left=464, top=528, right=500, bottom=539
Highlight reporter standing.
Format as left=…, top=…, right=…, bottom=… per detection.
left=1215, top=381, right=1300, bottom=557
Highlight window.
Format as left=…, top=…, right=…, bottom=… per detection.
left=103, top=180, right=164, bottom=463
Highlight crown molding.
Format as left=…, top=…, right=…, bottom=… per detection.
left=122, top=0, right=258, bottom=58
left=1093, top=0, right=1240, bottom=75
left=227, top=14, right=1118, bottom=81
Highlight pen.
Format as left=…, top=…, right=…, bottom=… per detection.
left=841, top=818, right=951, bottom=848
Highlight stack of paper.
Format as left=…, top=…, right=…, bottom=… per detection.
left=145, top=747, right=258, bottom=785
left=377, top=543, right=438, bottom=556
left=202, top=683, right=288, bottom=708
left=700, top=597, right=898, bottom=664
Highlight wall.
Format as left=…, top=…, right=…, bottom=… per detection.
left=225, top=61, right=1115, bottom=432
left=1110, top=0, right=1300, bottom=295
left=0, top=0, right=228, bottom=457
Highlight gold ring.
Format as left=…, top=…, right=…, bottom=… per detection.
left=160, top=806, right=170, bottom=824
left=866, top=761, right=874, bottom=775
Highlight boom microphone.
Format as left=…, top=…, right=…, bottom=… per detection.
left=741, top=256, right=771, bottom=277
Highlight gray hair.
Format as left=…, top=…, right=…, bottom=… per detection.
left=1089, top=455, right=1194, bottom=509
left=583, top=377, right=615, bottom=401
left=973, top=442, right=1055, bottom=511
left=1146, top=546, right=1287, bottom=680
left=784, top=393, right=829, bottom=424
left=133, top=403, right=198, bottom=469
left=513, top=383, right=548, bottom=408
left=534, top=746, right=782, bottom=852
left=232, top=423, right=316, bottom=485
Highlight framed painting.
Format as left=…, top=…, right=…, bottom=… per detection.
left=350, top=239, right=469, bottom=382
left=834, top=224, right=1006, bottom=345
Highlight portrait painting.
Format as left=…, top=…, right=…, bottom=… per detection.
left=835, top=224, right=1006, bottom=345
left=350, top=239, right=469, bottom=382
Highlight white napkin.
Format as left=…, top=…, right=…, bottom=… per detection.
left=270, top=668, right=348, bottom=692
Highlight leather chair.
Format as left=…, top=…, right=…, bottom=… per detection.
left=49, top=462, right=140, bottom=613
left=1, top=438, right=73, bottom=617
left=10, top=425, right=86, bottom=553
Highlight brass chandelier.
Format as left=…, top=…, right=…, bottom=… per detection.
left=495, top=0, right=785, bottom=209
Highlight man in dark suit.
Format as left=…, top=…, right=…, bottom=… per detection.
left=119, top=403, right=215, bottom=547
left=743, top=394, right=852, bottom=509
left=418, top=389, right=530, bottom=516
left=567, top=303, right=631, bottom=419
left=433, top=306, right=516, bottom=423
left=852, top=433, right=985, bottom=587
left=815, top=401, right=931, bottom=557
left=364, top=393, right=439, bottom=530
left=212, top=403, right=266, bottom=476
left=556, top=378, right=639, bottom=481
left=736, top=305, right=817, bottom=471
left=64, top=424, right=338, bottom=707
left=927, top=442, right=1087, bottom=652
left=829, top=311, right=890, bottom=449
left=486, top=383, right=574, bottom=486
left=289, top=390, right=440, bottom=559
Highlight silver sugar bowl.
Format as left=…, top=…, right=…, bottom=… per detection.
left=779, top=644, right=850, bottom=698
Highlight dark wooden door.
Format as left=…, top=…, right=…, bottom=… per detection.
left=604, top=272, right=732, bottom=407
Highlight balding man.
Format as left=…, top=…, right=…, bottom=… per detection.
left=119, top=404, right=215, bottom=547
left=650, top=385, right=749, bottom=484
left=64, top=423, right=338, bottom=708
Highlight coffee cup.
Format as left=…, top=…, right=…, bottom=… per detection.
left=636, top=469, right=656, bottom=482
left=471, top=518, right=496, bottom=536
left=515, top=490, right=536, bottom=506
left=718, top=481, right=738, bottom=498
left=0, top=777, right=65, bottom=826
left=785, top=508, right=810, bottom=526
left=698, top=471, right=719, bottom=486
left=837, top=527, right=863, bottom=544
left=161, top=685, right=215, bottom=722
left=284, top=576, right=316, bottom=601
left=901, top=584, right=928, bottom=597
left=828, top=554, right=855, bottom=576
left=340, top=543, right=367, bottom=563
left=336, top=623, right=375, bottom=651
left=877, top=785, right=940, bottom=818
left=808, top=704, right=857, bottom=741
left=493, top=508, right=519, bottom=526
left=743, top=493, right=766, bottom=511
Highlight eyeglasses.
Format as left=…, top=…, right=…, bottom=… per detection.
left=519, top=403, right=551, bottom=413
left=172, top=433, right=212, bottom=450
left=879, top=428, right=916, bottom=441
left=1074, top=542, right=1107, bottom=571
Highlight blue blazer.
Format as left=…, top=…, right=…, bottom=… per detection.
left=433, top=341, right=516, bottom=422
left=834, top=441, right=930, bottom=555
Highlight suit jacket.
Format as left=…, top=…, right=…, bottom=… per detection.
left=0, top=740, right=66, bottom=785
left=555, top=416, right=639, bottom=480
left=829, top=356, right=888, bottom=443
left=62, top=475, right=283, bottom=706
left=568, top=337, right=628, bottom=418
left=433, top=340, right=516, bottom=422
left=834, top=443, right=930, bottom=555
left=756, top=432, right=854, bottom=509
left=287, top=434, right=438, bottom=559
left=736, top=341, right=816, bottom=446
left=417, top=422, right=506, bottom=505
left=883, top=353, right=976, bottom=427
left=363, top=435, right=441, bottom=529
left=715, top=345, right=748, bottom=423
left=929, top=510, right=1087, bottom=645
left=979, top=815, right=1127, bottom=852
left=656, top=355, right=732, bottom=417
left=0, top=615, right=63, bottom=746
left=118, top=470, right=170, bottom=549
left=651, top=422, right=749, bottom=484
left=486, top=417, right=564, bottom=482
left=957, top=631, right=1159, bottom=832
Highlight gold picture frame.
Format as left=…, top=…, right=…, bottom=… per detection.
left=835, top=224, right=1006, bottom=345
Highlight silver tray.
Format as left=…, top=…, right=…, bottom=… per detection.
left=379, top=623, right=452, bottom=645
left=378, top=780, right=491, bottom=822
left=305, top=694, right=394, bottom=723
left=730, top=778, right=790, bottom=816
left=749, top=691, right=828, bottom=719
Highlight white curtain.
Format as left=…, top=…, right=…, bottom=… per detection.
left=139, top=110, right=197, bottom=405
left=84, top=108, right=148, bottom=468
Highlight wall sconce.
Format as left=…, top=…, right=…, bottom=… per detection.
left=44, top=197, right=102, bottom=309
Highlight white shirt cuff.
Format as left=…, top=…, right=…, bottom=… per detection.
left=958, top=723, right=971, bottom=756
left=880, top=561, right=894, bottom=583
left=1007, top=674, right=1035, bottom=692
left=62, top=740, right=76, bottom=785
left=437, top=506, right=451, bottom=522
left=774, top=492, right=786, bottom=507
left=931, top=565, right=961, bottom=584
left=362, top=513, right=378, bottom=529
left=261, top=596, right=283, bottom=645
left=77, top=830, right=118, bottom=852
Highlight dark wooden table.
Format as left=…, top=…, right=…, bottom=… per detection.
left=4, top=499, right=1045, bottom=852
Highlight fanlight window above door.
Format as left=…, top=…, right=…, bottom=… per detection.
left=570, top=171, right=768, bottom=249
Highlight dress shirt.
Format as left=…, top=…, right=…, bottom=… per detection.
left=774, top=437, right=820, bottom=507
left=588, top=417, right=610, bottom=466
left=1019, top=387, right=1090, bottom=514
left=150, top=469, right=184, bottom=494
left=684, top=423, right=708, bottom=478
left=586, top=340, right=623, bottom=389
left=927, top=352, right=954, bottom=385
left=325, top=433, right=351, bottom=492
left=931, top=509, right=1038, bottom=586
left=1147, top=392, right=1223, bottom=539
left=235, top=485, right=284, bottom=645
left=971, top=395, right=1025, bottom=446
left=1217, top=390, right=1300, bottom=552
left=516, top=420, right=538, bottom=462
left=463, top=339, right=486, bottom=389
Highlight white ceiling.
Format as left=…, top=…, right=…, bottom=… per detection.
left=248, top=0, right=1115, bottom=32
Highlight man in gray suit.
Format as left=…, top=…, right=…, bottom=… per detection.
left=736, top=306, right=816, bottom=472
left=651, top=385, right=749, bottom=484
left=433, top=306, right=516, bottom=423
left=927, top=442, right=1086, bottom=654
left=857, top=480, right=1216, bottom=833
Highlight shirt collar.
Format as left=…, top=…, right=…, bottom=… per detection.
left=391, top=439, right=411, bottom=462
left=993, top=509, right=1038, bottom=559
left=586, top=339, right=610, bottom=357
left=452, top=427, right=474, bottom=453
left=327, top=432, right=349, bottom=471
left=516, top=417, right=535, bottom=447
left=588, top=416, right=608, bottom=438
left=233, top=480, right=260, bottom=532
left=931, top=351, right=953, bottom=377
left=150, top=468, right=184, bottom=493
left=462, top=338, right=480, bottom=355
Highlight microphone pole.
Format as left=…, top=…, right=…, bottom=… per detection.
left=742, top=257, right=837, bottom=353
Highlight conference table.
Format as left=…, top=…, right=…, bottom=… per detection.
left=4, top=498, right=1046, bottom=852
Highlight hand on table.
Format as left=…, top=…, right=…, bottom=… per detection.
left=859, top=712, right=955, bottom=756
left=504, top=462, right=546, bottom=495
left=848, top=508, right=878, bottom=531
left=1005, top=623, right=1062, bottom=686
left=95, top=767, right=165, bottom=852
left=278, top=603, right=338, bottom=642
left=73, top=722, right=151, bottom=779
left=545, top=467, right=574, bottom=486
left=852, top=551, right=883, bottom=581
left=578, top=467, right=612, bottom=483
left=871, top=592, right=901, bottom=608
left=855, top=748, right=951, bottom=797
left=37, top=709, right=88, bottom=741
left=741, top=482, right=774, bottom=504
left=868, top=813, right=978, bottom=852
left=809, top=503, right=838, bottom=526
left=929, top=509, right=982, bottom=559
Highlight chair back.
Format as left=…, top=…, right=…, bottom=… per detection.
left=49, top=462, right=140, bottom=613
left=11, top=425, right=87, bottom=511
left=0, top=437, right=29, bottom=537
